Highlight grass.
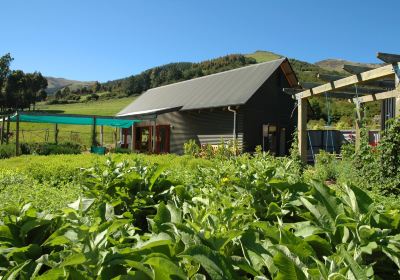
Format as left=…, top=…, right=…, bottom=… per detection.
left=35, top=96, right=135, bottom=116
left=7, top=96, right=136, bottom=147
left=245, top=50, right=282, bottom=63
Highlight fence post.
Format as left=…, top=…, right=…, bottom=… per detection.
left=1, top=116, right=4, bottom=145
left=6, top=115, right=10, bottom=144
left=100, top=125, right=104, bottom=146
left=54, top=124, right=59, bottom=144
left=15, top=113, right=20, bottom=156
left=91, top=116, right=97, bottom=147
left=114, top=128, right=117, bottom=149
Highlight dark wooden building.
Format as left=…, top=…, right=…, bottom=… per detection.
left=117, top=58, right=298, bottom=155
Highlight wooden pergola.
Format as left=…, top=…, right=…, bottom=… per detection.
left=291, top=52, right=400, bottom=163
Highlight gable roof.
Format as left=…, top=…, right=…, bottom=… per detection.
left=117, top=58, right=295, bottom=117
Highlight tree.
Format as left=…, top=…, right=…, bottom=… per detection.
left=92, top=81, right=101, bottom=93
left=0, top=53, right=14, bottom=111
left=38, top=89, right=47, bottom=101
left=5, top=70, right=26, bottom=110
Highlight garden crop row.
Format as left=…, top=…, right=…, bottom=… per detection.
left=0, top=155, right=400, bottom=279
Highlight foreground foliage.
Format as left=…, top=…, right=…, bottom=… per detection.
left=1, top=155, right=400, bottom=279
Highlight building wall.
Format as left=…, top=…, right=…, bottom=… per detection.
left=135, top=109, right=244, bottom=154
left=242, top=68, right=296, bottom=154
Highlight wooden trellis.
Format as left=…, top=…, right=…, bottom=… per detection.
left=290, top=52, right=400, bottom=163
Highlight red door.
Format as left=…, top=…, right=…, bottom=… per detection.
left=156, top=125, right=170, bottom=154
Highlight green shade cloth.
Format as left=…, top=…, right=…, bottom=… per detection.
left=9, top=114, right=139, bottom=128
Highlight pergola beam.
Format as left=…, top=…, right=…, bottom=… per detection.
left=352, top=89, right=400, bottom=103
left=377, top=52, right=400, bottom=63
left=318, top=73, right=395, bottom=88
left=296, top=63, right=397, bottom=99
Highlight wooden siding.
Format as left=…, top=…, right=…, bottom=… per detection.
left=135, top=109, right=244, bottom=154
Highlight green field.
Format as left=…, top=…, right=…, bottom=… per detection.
left=8, top=96, right=135, bottom=147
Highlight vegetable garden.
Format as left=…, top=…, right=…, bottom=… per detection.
left=1, top=120, right=400, bottom=280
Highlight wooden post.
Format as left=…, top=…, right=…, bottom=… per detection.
left=15, top=113, right=20, bottom=156
left=298, top=98, right=307, bottom=163
left=131, top=124, right=135, bottom=152
left=355, top=102, right=364, bottom=151
left=54, top=124, right=58, bottom=144
left=1, top=116, right=5, bottom=145
left=6, top=115, right=10, bottom=144
left=114, top=127, right=117, bottom=149
left=100, top=125, right=104, bottom=146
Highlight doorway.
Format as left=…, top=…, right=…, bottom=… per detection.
left=135, top=126, right=152, bottom=152
left=156, top=125, right=170, bottom=153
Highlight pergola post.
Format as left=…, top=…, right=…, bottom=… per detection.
left=297, top=97, right=307, bottom=163
left=355, top=100, right=364, bottom=151
left=15, top=113, right=20, bottom=156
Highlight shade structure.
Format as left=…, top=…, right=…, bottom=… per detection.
left=8, top=113, right=140, bottom=128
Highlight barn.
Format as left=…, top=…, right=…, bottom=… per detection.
left=117, top=58, right=298, bottom=155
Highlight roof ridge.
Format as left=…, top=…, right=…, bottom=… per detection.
left=142, top=57, right=287, bottom=94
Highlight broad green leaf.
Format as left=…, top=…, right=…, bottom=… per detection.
left=304, top=235, right=332, bottom=258
left=241, top=230, right=274, bottom=273
left=60, top=253, right=87, bottom=267
left=339, top=246, right=368, bottom=280
left=345, top=184, right=373, bottom=214
left=135, top=232, right=172, bottom=251
left=144, top=254, right=186, bottom=280
left=34, top=267, right=66, bottom=280
left=272, top=245, right=309, bottom=280
left=312, top=182, right=343, bottom=219
left=179, top=244, right=237, bottom=280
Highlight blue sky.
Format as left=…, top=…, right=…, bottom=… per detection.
left=1, top=0, right=399, bottom=82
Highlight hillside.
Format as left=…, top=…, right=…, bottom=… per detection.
left=315, top=59, right=382, bottom=73
left=46, top=77, right=95, bottom=94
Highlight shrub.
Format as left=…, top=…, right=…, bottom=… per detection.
left=20, top=142, right=82, bottom=155
left=112, top=147, right=132, bottom=154
left=183, top=139, right=200, bottom=157
left=0, top=144, right=15, bottom=159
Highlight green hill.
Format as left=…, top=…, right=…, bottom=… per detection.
left=46, top=77, right=95, bottom=94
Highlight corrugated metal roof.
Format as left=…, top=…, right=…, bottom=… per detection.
left=117, top=58, right=287, bottom=116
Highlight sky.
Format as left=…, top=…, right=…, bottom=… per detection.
left=1, top=0, right=399, bottom=82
